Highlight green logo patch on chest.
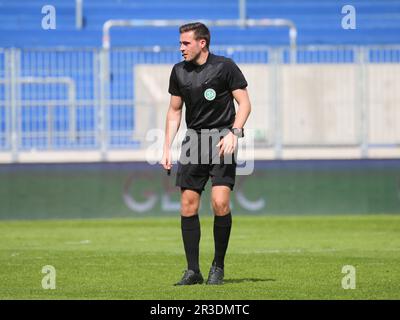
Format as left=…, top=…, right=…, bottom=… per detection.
left=204, top=88, right=216, bottom=101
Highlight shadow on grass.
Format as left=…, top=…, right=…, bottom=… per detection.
left=224, top=278, right=276, bottom=284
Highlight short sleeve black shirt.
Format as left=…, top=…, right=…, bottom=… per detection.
left=168, top=53, right=248, bottom=131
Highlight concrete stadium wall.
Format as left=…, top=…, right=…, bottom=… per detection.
left=0, top=160, right=399, bottom=220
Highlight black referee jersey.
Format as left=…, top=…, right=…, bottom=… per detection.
left=168, top=53, right=248, bottom=131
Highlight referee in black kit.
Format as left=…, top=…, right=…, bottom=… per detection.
left=161, top=22, right=251, bottom=285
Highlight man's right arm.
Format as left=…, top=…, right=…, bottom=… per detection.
left=161, top=95, right=183, bottom=170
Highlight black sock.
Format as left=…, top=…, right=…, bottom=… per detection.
left=213, top=212, right=232, bottom=269
left=181, top=215, right=201, bottom=273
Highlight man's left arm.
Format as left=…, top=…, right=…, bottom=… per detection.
left=232, top=88, right=251, bottom=130
left=217, top=88, right=251, bottom=156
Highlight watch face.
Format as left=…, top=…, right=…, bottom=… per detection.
left=233, top=128, right=244, bottom=137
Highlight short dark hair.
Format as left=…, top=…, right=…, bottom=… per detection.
left=179, top=22, right=211, bottom=49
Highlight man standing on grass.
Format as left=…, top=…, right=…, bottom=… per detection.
left=161, top=22, right=251, bottom=285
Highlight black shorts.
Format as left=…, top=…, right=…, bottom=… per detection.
left=175, top=129, right=237, bottom=194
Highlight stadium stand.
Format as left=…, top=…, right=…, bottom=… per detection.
left=0, top=0, right=399, bottom=47
left=0, top=0, right=399, bottom=157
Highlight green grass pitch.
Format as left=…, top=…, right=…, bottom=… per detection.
left=0, top=215, right=399, bottom=299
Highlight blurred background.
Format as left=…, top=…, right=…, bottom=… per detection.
left=0, top=0, right=399, bottom=219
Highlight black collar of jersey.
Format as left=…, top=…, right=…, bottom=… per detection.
left=184, top=52, right=213, bottom=72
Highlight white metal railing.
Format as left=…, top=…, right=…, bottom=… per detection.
left=75, top=0, right=83, bottom=29
left=0, top=76, right=77, bottom=161
left=0, top=45, right=400, bottom=163
left=102, top=19, right=297, bottom=61
left=22, top=77, right=76, bottom=141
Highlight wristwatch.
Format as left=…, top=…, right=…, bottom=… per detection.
left=231, top=128, right=244, bottom=138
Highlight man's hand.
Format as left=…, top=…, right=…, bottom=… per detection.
left=161, top=149, right=172, bottom=171
left=216, top=131, right=238, bottom=157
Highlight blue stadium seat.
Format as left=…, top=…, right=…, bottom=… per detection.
left=0, top=0, right=399, bottom=47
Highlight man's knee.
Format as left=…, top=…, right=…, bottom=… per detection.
left=212, top=198, right=230, bottom=216
left=181, top=191, right=200, bottom=216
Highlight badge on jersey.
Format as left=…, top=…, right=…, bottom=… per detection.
left=204, top=88, right=216, bottom=101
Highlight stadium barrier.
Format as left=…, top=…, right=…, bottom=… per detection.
left=0, top=159, right=399, bottom=220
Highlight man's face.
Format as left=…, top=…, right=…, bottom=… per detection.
left=180, top=31, right=205, bottom=62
